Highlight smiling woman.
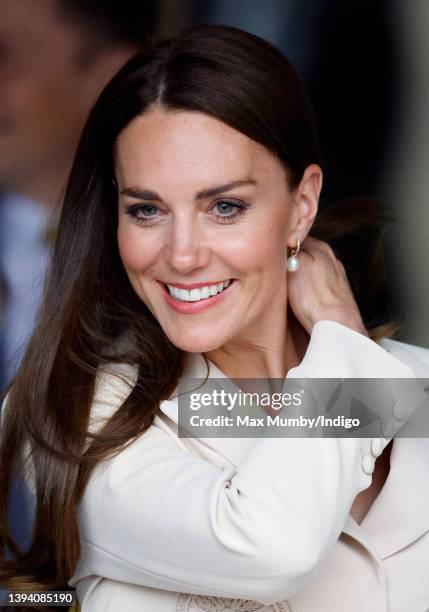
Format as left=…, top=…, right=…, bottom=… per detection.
left=1, top=24, right=428, bottom=612
left=114, top=107, right=320, bottom=355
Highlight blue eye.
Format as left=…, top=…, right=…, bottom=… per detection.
left=212, top=200, right=246, bottom=223
left=135, top=204, right=158, bottom=217
left=125, top=204, right=160, bottom=223
left=215, top=201, right=235, bottom=215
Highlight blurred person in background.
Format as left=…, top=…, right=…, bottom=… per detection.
left=0, top=0, right=158, bottom=551
left=0, top=0, right=158, bottom=389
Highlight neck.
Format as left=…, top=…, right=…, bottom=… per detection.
left=204, top=305, right=309, bottom=380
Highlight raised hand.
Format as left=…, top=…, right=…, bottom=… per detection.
left=287, top=236, right=368, bottom=336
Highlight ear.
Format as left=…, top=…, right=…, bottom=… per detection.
left=288, top=164, right=323, bottom=246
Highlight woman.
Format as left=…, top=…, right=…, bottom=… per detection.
left=1, top=25, right=428, bottom=612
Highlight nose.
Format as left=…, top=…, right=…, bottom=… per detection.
left=165, top=214, right=211, bottom=274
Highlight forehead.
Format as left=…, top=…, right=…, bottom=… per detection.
left=115, top=107, right=284, bottom=187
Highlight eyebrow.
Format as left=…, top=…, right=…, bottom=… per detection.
left=119, top=179, right=257, bottom=202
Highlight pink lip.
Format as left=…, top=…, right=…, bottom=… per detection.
left=159, top=280, right=235, bottom=314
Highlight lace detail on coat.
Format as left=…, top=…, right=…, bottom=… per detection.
left=176, top=594, right=292, bottom=611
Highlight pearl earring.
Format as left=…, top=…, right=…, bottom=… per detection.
left=287, top=239, right=301, bottom=272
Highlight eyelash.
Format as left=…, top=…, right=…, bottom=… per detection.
left=125, top=200, right=248, bottom=225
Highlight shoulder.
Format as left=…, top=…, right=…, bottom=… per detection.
left=378, top=337, right=429, bottom=377
left=89, top=362, right=139, bottom=433
left=94, top=361, right=139, bottom=397
left=296, top=321, right=427, bottom=378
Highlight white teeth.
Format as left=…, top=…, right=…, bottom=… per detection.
left=171, top=287, right=181, bottom=299
left=189, top=289, right=200, bottom=302
left=166, top=280, right=233, bottom=302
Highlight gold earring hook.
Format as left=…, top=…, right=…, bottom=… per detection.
left=290, top=239, right=300, bottom=258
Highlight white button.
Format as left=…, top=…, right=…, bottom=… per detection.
left=370, top=438, right=383, bottom=458
left=362, top=454, right=375, bottom=475
left=393, top=400, right=410, bottom=422
left=382, top=421, right=396, bottom=439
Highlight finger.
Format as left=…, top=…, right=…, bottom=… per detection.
left=336, top=259, right=346, bottom=272
left=302, top=237, right=336, bottom=260
left=297, top=245, right=316, bottom=263
left=302, top=236, right=332, bottom=253
left=336, top=258, right=349, bottom=278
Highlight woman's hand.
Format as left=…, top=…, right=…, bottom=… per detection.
left=287, top=236, right=369, bottom=336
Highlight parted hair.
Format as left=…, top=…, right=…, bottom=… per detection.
left=0, top=24, right=397, bottom=611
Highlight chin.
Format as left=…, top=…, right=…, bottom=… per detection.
left=165, top=328, right=226, bottom=354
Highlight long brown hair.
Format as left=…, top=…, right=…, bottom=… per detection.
left=0, top=24, right=398, bottom=609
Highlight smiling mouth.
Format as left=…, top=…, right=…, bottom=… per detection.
left=164, top=280, right=233, bottom=302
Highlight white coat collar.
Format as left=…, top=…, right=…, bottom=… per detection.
left=158, top=352, right=256, bottom=465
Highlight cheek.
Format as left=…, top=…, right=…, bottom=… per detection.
left=117, top=225, right=155, bottom=276
left=227, top=225, right=286, bottom=275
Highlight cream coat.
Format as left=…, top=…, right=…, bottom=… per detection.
left=68, top=321, right=429, bottom=611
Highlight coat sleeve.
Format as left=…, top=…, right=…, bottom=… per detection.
left=69, top=320, right=426, bottom=606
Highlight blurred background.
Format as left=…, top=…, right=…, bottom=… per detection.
left=0, top=0, right=428, bottom=549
